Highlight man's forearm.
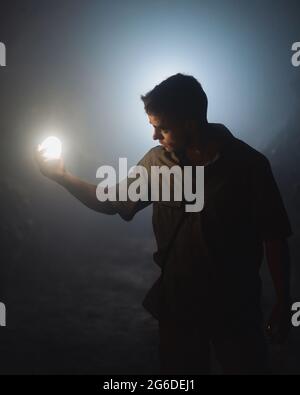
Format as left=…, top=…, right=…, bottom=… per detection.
left=265, top=238, right=291, bottom=303
left=58, top=171, right=117, bottom=215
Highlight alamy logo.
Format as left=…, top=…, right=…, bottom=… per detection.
left=0, top=42, right=6, bottom=67
left=291, top=42, right=300, bottom=67
left=292, top=302, right=300, bottom=327
left=0, top=302, right=6, bottom=327
left=96, top=158, right=205, bottom=212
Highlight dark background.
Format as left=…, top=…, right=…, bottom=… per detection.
left=0, top=0, right=299, bottom=374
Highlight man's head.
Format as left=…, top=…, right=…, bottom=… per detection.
left=141, top=73, right=208, bottom=152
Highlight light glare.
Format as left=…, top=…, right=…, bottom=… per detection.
left=39, top=136, right=62, bottom=160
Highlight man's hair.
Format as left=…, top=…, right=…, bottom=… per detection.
left=141, top=73, right=208, bottom=125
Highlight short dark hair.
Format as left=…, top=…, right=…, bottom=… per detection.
left=141, top=73, right=208, bottom=125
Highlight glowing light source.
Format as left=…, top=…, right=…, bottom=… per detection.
left=38, top=136, right=62, bottom=160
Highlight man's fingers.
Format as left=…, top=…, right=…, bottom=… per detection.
left=37, top=147, right=46, bottom=157
left=34, top=147, right=47, bottom=163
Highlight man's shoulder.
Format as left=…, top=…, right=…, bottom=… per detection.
left=146, top=145, right=165, bottom=158
left=226, top=133, right=270, bottom=168
left=138, top=145, right=177, bottom=167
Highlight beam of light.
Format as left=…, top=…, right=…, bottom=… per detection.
left=38, top=136, right=62, bottom=160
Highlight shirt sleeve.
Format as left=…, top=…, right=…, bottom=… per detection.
left=250, top=156, right=292, bottom=240
left=108, top=149, right=154, bottom=221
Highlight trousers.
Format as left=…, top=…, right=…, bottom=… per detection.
left=158, top=317, right=269, bottom=375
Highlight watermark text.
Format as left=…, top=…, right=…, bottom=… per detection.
left=292, top=302, right=300, bottom=327
left=0, top=302, right=6, bottom=327
left=291, top=42, right=300, bottom=67
left=0, top=42, right=6, bottom=67
left=96, top=158, right=205, bottom=213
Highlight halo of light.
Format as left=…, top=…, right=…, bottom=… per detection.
left=39, top=136, right=62, bottom=160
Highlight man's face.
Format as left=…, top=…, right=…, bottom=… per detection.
left=148, top=113, right=188, bottom=152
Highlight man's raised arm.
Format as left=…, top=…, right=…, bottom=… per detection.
left=34, top=148, right=117, bottom=215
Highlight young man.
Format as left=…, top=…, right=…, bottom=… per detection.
left=35, top=73, right=292, bottom=375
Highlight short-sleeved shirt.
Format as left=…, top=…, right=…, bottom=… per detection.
left=110, top=124, right=292, bottom=330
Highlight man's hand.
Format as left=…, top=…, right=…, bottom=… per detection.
left=34, top=147, right=66, bottom=184
left=265, top=238, right=292, bottom=345
left=266, top=300, right=291, bottom=345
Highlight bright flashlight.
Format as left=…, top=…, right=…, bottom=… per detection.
left=38, top=136, right=62, bottom=160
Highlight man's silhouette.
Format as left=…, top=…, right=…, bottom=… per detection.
left=35, top=73, right=292, bottom=375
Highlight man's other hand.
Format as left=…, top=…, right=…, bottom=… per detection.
left=266, top=300, right=291, bottom=345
